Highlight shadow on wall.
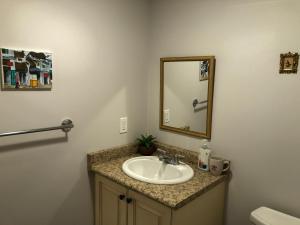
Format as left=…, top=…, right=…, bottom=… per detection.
left=48, top=159, right=94, bottom=225
left=0, top=135, right=68, bottom=153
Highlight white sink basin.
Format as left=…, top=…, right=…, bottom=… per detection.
left=122, top=156, right=194, bottom=184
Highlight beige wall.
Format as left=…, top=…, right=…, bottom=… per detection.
left=0, top=0, right=149, bottom=225
left=147, top=0, right=300, bottom=225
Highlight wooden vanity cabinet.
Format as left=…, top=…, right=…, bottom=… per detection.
left=95, top=175, right=127, bottom=225
left=94, top=174, right=225, bottom=225
left=127, top=190, right=171, bottom=225
left=95, top=175, right=170, bottom=225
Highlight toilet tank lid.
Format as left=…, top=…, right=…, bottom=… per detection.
left=250, top=207, right=300, bottom=225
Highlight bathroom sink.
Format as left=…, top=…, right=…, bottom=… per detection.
left=122, top=156, right=194, bottom=184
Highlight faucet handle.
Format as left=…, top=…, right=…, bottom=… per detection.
left=157, top=148, right=167, bottom=155
left=157, top=149, right=167, bottom=161
left=175, top=154, right=185, bottom=158
left=174, top=154, right=185, bottom=163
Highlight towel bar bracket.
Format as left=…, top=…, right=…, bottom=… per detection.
left=61, top=119, right=73, bottom=132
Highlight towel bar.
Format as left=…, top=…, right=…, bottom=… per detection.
left=0, top=119, right=74, bottom=138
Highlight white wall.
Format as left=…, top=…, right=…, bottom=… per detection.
left=0, top=0, right=149, bottom=225
left=164, top=61, right=207, bottom=132
left=147, top=0, right=300, bottom=225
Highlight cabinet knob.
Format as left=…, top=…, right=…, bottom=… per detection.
left=126, top=198, right=133, bottom=204
left=119, top=194, right=125, bottom=200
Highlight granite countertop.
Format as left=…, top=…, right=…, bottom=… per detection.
left=90, top=148, right=228, bottom=209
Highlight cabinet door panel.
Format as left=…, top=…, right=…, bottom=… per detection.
left=95, top=175, right=127, bottom=225
left=127, top=190, right=171, bottom=225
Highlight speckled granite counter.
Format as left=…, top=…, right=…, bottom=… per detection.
left=88, top=142, right=228, bottom=209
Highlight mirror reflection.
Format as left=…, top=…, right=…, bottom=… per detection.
left=160, top=56, right=215, bottom=138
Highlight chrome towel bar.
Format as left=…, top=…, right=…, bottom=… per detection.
left=0, top=119, right=74, bottom=138
left=192, top=99, right=208, bottom=108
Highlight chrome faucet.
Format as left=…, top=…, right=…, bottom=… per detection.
left=157, top=149, right=185, bottom=165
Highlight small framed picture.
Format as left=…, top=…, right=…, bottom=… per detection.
left=279, top=52, right=299, bottom=74
left=1, top=48, right=52, bottom=90
left=199, top=60, right=209, bottom=81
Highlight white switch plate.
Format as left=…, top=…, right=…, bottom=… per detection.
left=164, top=109, right=170, bottom=123
left=120, top=117, right=128, bottom=134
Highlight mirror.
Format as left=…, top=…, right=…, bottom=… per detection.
left=160, top=56, right=215, bottom=139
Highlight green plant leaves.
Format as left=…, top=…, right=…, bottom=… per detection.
left=136, top=134, right=156, bottom=148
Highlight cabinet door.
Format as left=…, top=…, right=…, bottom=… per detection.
left=127, top=190, right=171, bottom=225
left=95, top=175, right=127, bottom=225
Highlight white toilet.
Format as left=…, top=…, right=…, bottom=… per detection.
left=250, top=207, right=300, bottom=225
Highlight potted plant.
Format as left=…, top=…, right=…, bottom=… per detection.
left=137, top=134, right=157, bottom=156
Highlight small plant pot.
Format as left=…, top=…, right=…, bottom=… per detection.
left=138, top=145, right=157, bottom=156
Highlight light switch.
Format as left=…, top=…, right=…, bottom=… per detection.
left=164, top=109, right=170, bottom=123
left=120, top=117, right=128, bottom=134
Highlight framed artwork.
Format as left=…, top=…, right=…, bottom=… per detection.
left=1, top=48, right=52, bottom=90
left=199, top=60, right=209, bottom=81
left=279, top=52, right=299, bottom=74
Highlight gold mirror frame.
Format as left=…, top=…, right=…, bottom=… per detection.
left=160, top=56, right=215, bottom=139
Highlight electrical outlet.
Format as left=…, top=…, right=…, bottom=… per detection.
left=120, top=117, right=128, bottom=134
left=164, top=109, right=170, bottom=123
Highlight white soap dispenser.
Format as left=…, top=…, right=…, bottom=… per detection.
left=198, top=139, right=212, bottom=171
